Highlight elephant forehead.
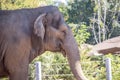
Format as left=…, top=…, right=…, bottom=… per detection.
left=53, top=11, right=61, bottom=20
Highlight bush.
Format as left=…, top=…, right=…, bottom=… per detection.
left=69, top=23, right=90, bottom=45
left=29, top=50, right=120, bottom=80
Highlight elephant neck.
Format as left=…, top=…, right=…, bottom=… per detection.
left=29, top=48, right=45, bottom=62
left=29, top=45, right=45, bottom=63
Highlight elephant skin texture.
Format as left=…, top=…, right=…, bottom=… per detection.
left=0, top=6, right=88, bottom=80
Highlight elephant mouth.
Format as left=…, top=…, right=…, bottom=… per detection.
left=52, top=40, right=66, bottom=57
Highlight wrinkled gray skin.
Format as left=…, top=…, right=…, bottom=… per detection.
left=0, top=6, right=88, bottom=80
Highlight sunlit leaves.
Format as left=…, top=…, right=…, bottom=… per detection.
left=69, top=23, right=90, bottom=45
left=0, top=0, right=53, bottom=10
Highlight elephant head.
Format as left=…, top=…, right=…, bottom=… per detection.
left=32, top=6, right=88, bottom=80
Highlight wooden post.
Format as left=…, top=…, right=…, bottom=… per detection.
left=105, top=58, right=112, bottom=80
left=35, top=62, right=42, bottom=80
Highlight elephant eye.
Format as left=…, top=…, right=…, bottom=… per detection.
left=62, top=30, right=66, bottom=36
left=52, top=19, right=60, bottom=29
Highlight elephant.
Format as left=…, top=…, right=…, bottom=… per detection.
left=0, top=5, right=88, bottom=80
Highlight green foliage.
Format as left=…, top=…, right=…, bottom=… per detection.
left=69, top=23, right=90, bottom=45
left=67, top=0, right=94, bottom=25
left=80, top=51, right=120, bottom=80
left=29, top=52, right=76, bottom=80
left=103, top=54, right=120, bottom=80
left=29, top=49, right=120, bottom=80
left=0, top=0, right=53, bottom=10
left=89, top=0, right=120, bottom=43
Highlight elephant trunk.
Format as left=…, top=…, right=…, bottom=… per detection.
left=62, top=29, right=88, bottom=80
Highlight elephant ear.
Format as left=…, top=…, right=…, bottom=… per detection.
left=34, top=13, right=46, bottom=40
